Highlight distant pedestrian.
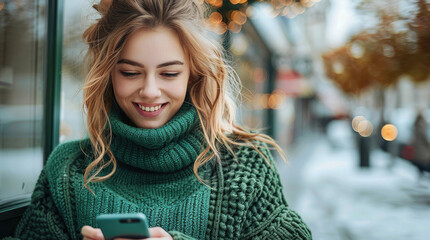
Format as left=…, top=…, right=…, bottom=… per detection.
left=411, top=113, right=430, bottom=177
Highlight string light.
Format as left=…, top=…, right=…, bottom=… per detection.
left=206, top=0, right=223, bottom=8
left=204, top=0, right=321, bottom=34
left=209, top=12, right=223, bottom=24
left=228, top=21, right=242, bottom=33
left=231, top=10, right=247, bottom=25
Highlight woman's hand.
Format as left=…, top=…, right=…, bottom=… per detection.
left=145, top=227, right=174, bottom=240
left=81, top=225, right=103, bottom=240
left=81, top=225, right=173, bottom=240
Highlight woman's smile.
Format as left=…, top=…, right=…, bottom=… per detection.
left=133, top=102, right=168, bottom=117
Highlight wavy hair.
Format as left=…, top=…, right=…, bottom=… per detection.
left=82, top=0, right=285, bottom=189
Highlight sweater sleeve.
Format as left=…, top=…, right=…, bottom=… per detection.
left=11, top=169, right=71, bottom=240
left=240, top=147, right=312, bottom=240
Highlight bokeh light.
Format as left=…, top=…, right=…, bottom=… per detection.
left=213, top=21, right=228, bottom=34
left=272, top=89, right=287, bottom=101
left=283, top=0, right=294, bottom=6
left=301, top=0, right=316, bottom=8
left=270, top=9, right=281, bottom=18
left=358, top=120, right=374, bottom=137
left=281, top=7, right=290, bottom=16
left=245, top=6, right=254, bottom=18
left=382, top=44, right=395, bottom=58
left=209, top=12, right=223, bottom=24
left=231, top=34, right=248, bottom=56
left=333, top=61, right=344, bottom=74
left=268, top=90, right=285, bottom=109
left=381, top=124, right=398, bottom=141
left=260, top=94, right=271, bottom=109
left=291, top=2, right=306, bottom=15
left=352, top=116, right=366, bottom=132
left=228, top=21, right=242, bottom=33
left=231, top=10, right=247, bottom=25
left=206, top=0, right=223, bottom=8
left=254, top=91, right=286, bottom=110
left=268, top=95, right=278, bottom=109
left=349, top=42, right=365, bottom=59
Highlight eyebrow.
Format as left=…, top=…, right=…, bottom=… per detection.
left=117, top=59, right=184, bottom=68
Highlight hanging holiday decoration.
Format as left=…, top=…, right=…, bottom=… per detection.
left=203, top=0, right=322, bottom=34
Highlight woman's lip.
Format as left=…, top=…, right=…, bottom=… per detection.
left=134, top=102, right=166, bottom=107
left=133, top=102, right=167, bottom=118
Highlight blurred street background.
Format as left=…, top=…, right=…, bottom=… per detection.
left=1, top=0, right=430, bottom=239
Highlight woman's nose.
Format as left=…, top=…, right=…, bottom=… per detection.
left=138, top=75, right=161, bottom=99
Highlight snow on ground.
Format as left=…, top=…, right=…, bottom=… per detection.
left=293, top=121, right=430, bottom=240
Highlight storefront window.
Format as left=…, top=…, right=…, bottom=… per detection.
left=60, top=0, right=94, bottom=143
left=0, top=0, right=47, bottom=212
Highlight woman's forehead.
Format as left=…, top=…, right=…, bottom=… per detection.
left=120, top=27, right=188, bottom=67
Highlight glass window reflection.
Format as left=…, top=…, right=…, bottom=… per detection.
left=0, top=0, right=46, bottom=212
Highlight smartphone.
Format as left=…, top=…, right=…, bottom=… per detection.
left=96, top=213, right=150, bottom=240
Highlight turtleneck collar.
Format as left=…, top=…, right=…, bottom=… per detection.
left=108, top=101, right=204, bottom=173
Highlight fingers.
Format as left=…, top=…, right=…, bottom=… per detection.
left=81, top=225, right=172, bottom=240
left=146, top=227, right=173, bottom=240
left=81, top=225, right=104, bottom=240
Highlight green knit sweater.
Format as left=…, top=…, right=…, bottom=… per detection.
left=10, top=103, right=312, bottom=240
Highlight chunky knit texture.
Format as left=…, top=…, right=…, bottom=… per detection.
left=9, top=103, right=312, bottom=240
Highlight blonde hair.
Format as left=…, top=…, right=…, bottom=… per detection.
left=82, top=0, right=285, bottom=189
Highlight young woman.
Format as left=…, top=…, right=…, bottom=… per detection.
left=12, top=0, right=312, bottom=239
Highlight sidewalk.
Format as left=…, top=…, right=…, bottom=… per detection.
left=277, top=120, right=430, bottom=240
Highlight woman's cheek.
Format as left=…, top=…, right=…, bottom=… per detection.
left=113, top=77, right=137, bottom=99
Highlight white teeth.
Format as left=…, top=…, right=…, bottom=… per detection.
left=138, top=104, right=162, bottom=112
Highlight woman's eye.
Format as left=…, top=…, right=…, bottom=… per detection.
left=120, top=71, right=140, bottom=77
left=161, top=72, right=180, bottom=78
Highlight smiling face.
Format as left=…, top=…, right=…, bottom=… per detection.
left=111, top=26, right=190, bottom=129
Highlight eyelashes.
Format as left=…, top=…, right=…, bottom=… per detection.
left=161, top=73, right=179, bottom=77
left=120, top=71, right=140, bottom=77
left=119, top=71, right=180, bottom=78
